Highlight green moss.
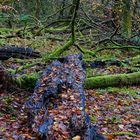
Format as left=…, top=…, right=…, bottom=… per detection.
left=96, top=55, right=117, bottom=61
left=112, top=132, right=136, bottom=137
left=14, top=72, right=41, bottom=89
left=85, top=71, right=140, bottom=89
left=48, top=37, right=74, bottom=58
left=90, top=115, right=96, bottom=123
left=0, top=28, right=16, bottom=34
left=46, top=26, right=69, bottom=31
left=129, top=55, right=140, bottom=66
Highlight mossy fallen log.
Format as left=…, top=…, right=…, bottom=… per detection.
left=13, top=71, right=140, bottom=89
left=85, top=71, right=140, bottom=89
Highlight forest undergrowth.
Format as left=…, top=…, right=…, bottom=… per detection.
left=0, top=37, right=140, bottom=140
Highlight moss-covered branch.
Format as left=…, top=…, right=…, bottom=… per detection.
left=48, top=0, right=80, bottom=58
left=74, top=44, right=96, bottom=56
left=74, top=43, right=139, bottom=58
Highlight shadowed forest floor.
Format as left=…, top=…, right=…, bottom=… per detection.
left=0, top=85, right=140, bottom=139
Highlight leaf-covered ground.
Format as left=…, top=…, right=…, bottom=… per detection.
left=0, top=86, right=139, bottom=139
left=0, top=37, right=140, bottom=139
left=86, top=87, right=140, bottom=140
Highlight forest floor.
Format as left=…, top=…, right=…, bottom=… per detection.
left=0, top=85, right=140, bottom=140
left=0, top=36, right=140, bottom=140
left=0, top=57, right=140, bottom=140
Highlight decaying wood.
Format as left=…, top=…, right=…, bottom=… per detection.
left=25, top=54, right=106, bottom=140
left=0, top=64, right=10, bottom=91
left=0, top=45, right=41, bottom=60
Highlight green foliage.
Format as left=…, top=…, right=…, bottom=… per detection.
left=130, top=36, right=140, bottom=43
left=18, top=14, right=30, bottom=23
left=0, top=16, right=9, bottom=23
left=0, top=39, right=6, bottom=45
left=17, top=14, right=41, bottom=26
left=129, top=55, right=140, bottom=67
left=0, top=28, right=15, bottom=34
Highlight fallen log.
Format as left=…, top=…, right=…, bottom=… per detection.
left=24, top=54, right=106, bottom=140
left=13, top=71, right=140, bottom=89
left=85, top=71, right=140, bottom=89
left=0, top=45, right=41, bottom=60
